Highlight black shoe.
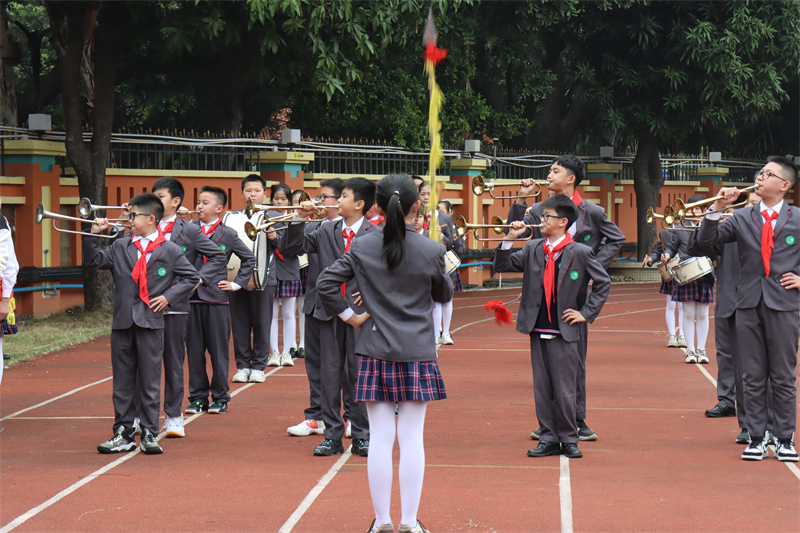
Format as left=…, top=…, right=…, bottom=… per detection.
left=296, top=347, right=305, bottom=359
left=97, top=426, right=136, bottom=454
left=314, top=438, right=344, bottom=456
left=351, top=438, right=369, bottom=457
left=208, top=401, right=228, bottom=414
left=530, top=427, right=541, bottom=440
left=289, top=347, right=296, bottom=357
left=140, top=428, right=163, bottom=455
left=705, top=402, right=736, bottom=418
left=562, top=442, right=583, bottom=458
left=577, top=419, right=597, bottom=441
left=2, top=353, right=9, bottom=360
left=735, top=429, right=750, bottom=444
left=185, top=401, right=208, bottom=415
left=527, top=440, right=561, bottom=457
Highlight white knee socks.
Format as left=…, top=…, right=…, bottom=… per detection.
left=441, top=299, right=453, bottom=334
left=432, top=303, right=442, bottom=337
left=271, top=297, right=297, bottom=353
left=665, top=296, right=676, bottom=335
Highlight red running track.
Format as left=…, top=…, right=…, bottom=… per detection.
left=1, top=284, right=798, bottom=533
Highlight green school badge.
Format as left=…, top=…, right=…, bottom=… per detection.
left=220, top=244, right=227, bottom=251
left=157, top=267, right=167, bottom=277
left=570, top=271, right=579, bottom=280
left=180, top=246, right=187, bottom=253
left=583, top=234, right=591, bottom=242
left=787, top=236, right=795, bottom=245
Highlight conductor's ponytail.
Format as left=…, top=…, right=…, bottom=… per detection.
left=377, top=174, right=419, bottom=271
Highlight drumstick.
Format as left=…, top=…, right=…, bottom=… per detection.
left=641, top=239, right=658, bottom=269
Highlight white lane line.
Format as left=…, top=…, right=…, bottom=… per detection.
left=0, top=376, right=113, bottom=422
left=5, top=416, right=115, bottom=420
left=277, top=449, right=354, bottom=533
left=559, top=455, right=573, bottom=533
left=0, top=367, right=279, bottom=532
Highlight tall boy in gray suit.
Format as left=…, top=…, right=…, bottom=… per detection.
left=85, top=193, right=200, bottom=455
left=494, top=194, right=611, bottom=459
left=695, top=156, right=800, bottom=462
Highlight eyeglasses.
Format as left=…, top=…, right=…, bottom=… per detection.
left=127, top=212, right=150, bottom=221
left=316, top=194, right=337, bottom=202
left=540, top=213, right=566, bottom=222
left=758, top=170, right=788, bottom=183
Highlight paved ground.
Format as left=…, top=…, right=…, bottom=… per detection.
left=1, top=284, right=798, bottom=533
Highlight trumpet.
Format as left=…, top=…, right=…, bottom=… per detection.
left=646, top=206, right=676, bottom=226
left=454, top=215, right=541, bottom=241
left=244, top=191, right=334, bottom=218
left=36, top=203, right=128, bottom=239
left=672, top=184, right=757, bottom=220
left=78, top=197, right=127, bottom=218
left=243, top=215, right=320, bottom=241
left=472, top=176, right=542, bottom=199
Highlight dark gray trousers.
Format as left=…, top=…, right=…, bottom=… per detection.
left=133, top=313, right=186, bottom=420
left=112, top=325, right=163, bottom=434
left=187, top=303, right=232, bottom=405
left=736, top=298, right=798, bottom=439
left=576, top=321, right=588, bottom=420
left=229, top=287, right=275, bottom=372
left=319, top=317, right=369, bottom=441
left=715, top=313, right=747, bottom=429
left=303, top=313, right=323, bottom=421
left=531, top=333, right=579, bottom=444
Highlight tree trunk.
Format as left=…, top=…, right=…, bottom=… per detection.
left=212, top=41, right=259, bottom=136
left=0, top=14, right=18, bottom=126
left=632, top=131, right=664, bottom=260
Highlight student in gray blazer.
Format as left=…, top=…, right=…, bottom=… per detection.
left=85, top=193, right=200, bottom=455
left=495, top=194, right=611, bottom=459
left=316, top=174, right=452, bottom=533
left=694, top=156, right=800, bottom=462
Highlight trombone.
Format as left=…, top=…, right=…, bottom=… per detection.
left=672, top=184, right=757, bottom=220
left=454, top=215, right=541, bottom=241
left=244, top=191, right=335, bottom=218
left=78, top=197, right=127, bottom=218
left=646, top=206, right=676, bottom=226
left=471, top=176, right=542, bottom=199
left=243, top=214, right=320, bottom=241
left=36, top=203, right=128, bottom=239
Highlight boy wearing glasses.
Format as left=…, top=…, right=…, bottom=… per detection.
left=494, top=194, right=610, bottom=458
left=695, top=156, right=800, bottom=462
left=84, top=193, right=200, bottom=454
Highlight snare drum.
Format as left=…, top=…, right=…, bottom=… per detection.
left=672, top=256, right=714, bottom=285
left=444, top=249, right=461, bottom=276
left=222, top=211, right=270, bottom=290
left=657, top=255, right=681, bottom=281
left=298, top=254, right=309, bottom=269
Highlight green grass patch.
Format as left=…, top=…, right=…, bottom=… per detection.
left=3, top=306, right=113, bottom=367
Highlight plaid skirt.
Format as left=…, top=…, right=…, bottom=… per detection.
left=452, top=270, right=464, bottom=293
left=672, top=273, right=715, bottom=303
left=1, top=320, right=17, bottom=337
left=659, top=279, right=676, bottom=297
left=277, top=279, right=302, bottom=298
left=354, top=356, right=447, bottom=402
left=299, top=266, right=308, bottom=295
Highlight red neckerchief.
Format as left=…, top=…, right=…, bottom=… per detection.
left=201, top=219, right=222, bottom=263
left=158, top=219, right=175, bottom=238
left=761, top=209, right=779, bottom=277
left=543, top=234, right=574, bottom=322
left=341, top=227, right=355, bottom=297
left=369, top=216, right=385, bottom=226
left=131, top=234, right=166, bottom=304
left=570, top=189, right=582, bottom=207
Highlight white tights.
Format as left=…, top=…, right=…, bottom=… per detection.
left=365, top=401, right=428, bottom=527
left=294, top=295, right=305, bottom=350
left=270, top=297, right=297, bottom=354
left=665, top=297, right=684, bottom=337
left=681, top=301, right=709, bottom=352
left=432, top=299, right=453, bottom=336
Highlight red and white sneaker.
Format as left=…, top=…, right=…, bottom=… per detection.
left=287, top=419, right=325, bottom=436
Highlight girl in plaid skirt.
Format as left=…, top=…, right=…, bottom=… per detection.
left=315, top=174, right=453, bottom=533
left=645, top=227, right=685, bottom=347
left=434, top=200, right=464, bottom=346
left=0, top=212, right=19, bottom=386
left=292, top=189, right=309, bottom=359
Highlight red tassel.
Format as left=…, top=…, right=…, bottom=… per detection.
left=484, top=300, right=512, bottom=325
left=423, top=41, right=448, bottom=65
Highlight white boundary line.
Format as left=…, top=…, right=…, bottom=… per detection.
left=559, top=455, right=573, bottom=533
left=0, top=376, right=113, bottom=422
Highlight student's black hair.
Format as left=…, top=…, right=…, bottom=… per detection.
left=541, top=194, right=579, bottom=228
left=437, top=199, right=453, bottom=214
left=200, top=185, right=227, bottom=207
left=129, top=192, right=165, bottom=224
left=687, top=194, right=705, bottom=204
left=152, top=177, right=185, bottom=205
left=417, top=179, right=429, bottom=192
left=344, top=177, right=376, bottom=214
left=291, top=189, right=306, bottom=203
left=241, top=174, right=267, bottom=191
left=552, top=155, right=586, bottom=187
left=319, top=178, right=345, bottom=198
left=270, top=183, right=292, bottom=203
left=411, top=175, right=425, bottom=185
left=377, top=174, right=419, bottom=270
left=766, top=155, right=798, bottom=184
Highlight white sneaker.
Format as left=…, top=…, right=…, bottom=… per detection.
left=441, top=331, right=454, bottom=345
left=280, top=351, right=294, bottom=366
left=267, top=351, right=281, bottom=367
left=696, top=349, right=709, bottom=364
left=677, top=335, right=687, bottom=347
left=435, top=335, right=444, bottom=346
left=249, top=369, right=266, bottom=383
left=667, top=335, right=678, bottom=347
left=742, top=437, right=769, bottom=461
left=132, top=417, right=142, bottom=435
left=398, top=520, right=430, bottom=533
left=163, top=417, right=185, bottom=438
left=287, top=419, right=326, bottom=436
left=776, top=439, right=799, bottom=462
left=684, top=350, right=697, bottom=364
left=232, top=368, right=251, bottom=383
left=345, top=420, right=352, bottom=438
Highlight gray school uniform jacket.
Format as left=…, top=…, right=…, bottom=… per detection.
left=688, top=230, right=739, bottom=319
left=493, top=238, right=611, bottom=342
left=316, top=225, right=453, bottom=362
left=694, top=205, right=800, bottom=313
left=190, top=219, right=255, bottom=303
left=82, top=233, right=201, bottom=330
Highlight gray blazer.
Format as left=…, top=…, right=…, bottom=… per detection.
left=82, top=233, right=201, bottom=330
left=190, top=219, right=255, bottom=303
left=689, top=233, right=739, bottom=319
left=493, top=239, right=611, bottom=342
left=695, top=205, right=800, bottom=312
left=316, top=225, right=453, bottom=362
left=508, top=199, right=625, bottom=270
